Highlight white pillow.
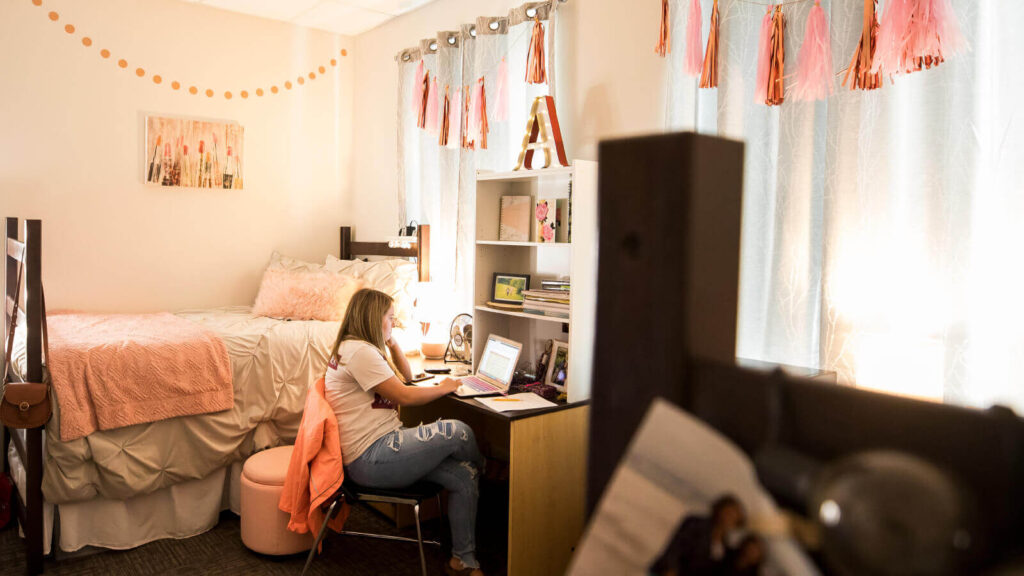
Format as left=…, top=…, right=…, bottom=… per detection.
left=268, top=251, right=324, bottom=273
left=359, top=259, right=419, bottom=329
left=322, top=255, right=418, bottom=328
left=324, top=255, right=368, bottom=277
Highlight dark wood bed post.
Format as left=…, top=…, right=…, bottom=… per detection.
left=339, top=225, right=430, bottom=282
left=339, top=226, right=352, bottom=261
left=3, top=217, right=15, bottom=479
left=4, top=218, right=46, bottom=574
left=24, top=219, right=45, bottom=575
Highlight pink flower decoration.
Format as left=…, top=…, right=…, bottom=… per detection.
left=535, top=201, right=549, bottom=222
left=542, top=223, right=555, bottom=242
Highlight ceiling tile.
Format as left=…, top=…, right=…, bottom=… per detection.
left=200, top=0, right=323, bottom=23
left=341, top=0, right=435, bottom=16
left=293, top=2, right=393, bottom=35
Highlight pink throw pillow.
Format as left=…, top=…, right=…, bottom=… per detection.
left=253, top=269, right=364, bottom=321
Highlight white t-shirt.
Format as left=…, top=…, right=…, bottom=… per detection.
left=324, top=340, right=403, bottom=463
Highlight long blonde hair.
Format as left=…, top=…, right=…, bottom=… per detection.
left=330, top=288, right=402, bottom=379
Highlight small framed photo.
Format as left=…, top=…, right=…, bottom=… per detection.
left=545, top=341, right=569, bottom=391
left=491, top=272, right=531, bottom=305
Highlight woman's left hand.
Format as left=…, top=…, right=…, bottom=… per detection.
left=386, top=336, right=403, bottom=354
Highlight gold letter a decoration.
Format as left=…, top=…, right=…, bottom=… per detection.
left=514, top=96, right=569, bottom=171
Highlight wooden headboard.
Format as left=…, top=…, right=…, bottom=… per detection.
left=339, top=225, right=430, bottom=282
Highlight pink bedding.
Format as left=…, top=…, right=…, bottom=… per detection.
left=47, top=312, right=233, bottom=441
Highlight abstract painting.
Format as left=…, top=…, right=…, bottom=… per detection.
left=145, top=116, right=244, bottom=189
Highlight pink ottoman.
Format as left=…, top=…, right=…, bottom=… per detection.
left=240, top=445, right=312, bottom=555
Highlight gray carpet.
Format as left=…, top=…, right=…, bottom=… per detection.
left=0, top=501, right=506, bottom=576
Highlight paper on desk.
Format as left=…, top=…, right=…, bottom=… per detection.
left=475, top=392, right=557, bottom=412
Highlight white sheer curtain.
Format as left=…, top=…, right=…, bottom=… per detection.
left=667, top=0, right=1024, bottom=411
left=397, top=2, right=558, bottom=309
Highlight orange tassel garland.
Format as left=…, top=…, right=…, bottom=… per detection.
left=479, top=81, right=489, bottom=150
left=439, top=86, right=451, bottom=147
left=843, top=0, right=882, bottom=90
left=699, top=0, right=720, bottom=89
left=656, top=0, right=670, bottom=57
left=766, top=6, right=785, bottom=106
left=417, top=71, right=430, bottom=129
left=461, top=84, right=474, bottom=149
left=525, top=16, right=547, bottom=85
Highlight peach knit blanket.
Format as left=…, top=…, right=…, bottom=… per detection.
left=47, top=312, right=233, bottom=441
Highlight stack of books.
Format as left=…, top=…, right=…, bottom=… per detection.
left=522, top=282, right=571, bottom=319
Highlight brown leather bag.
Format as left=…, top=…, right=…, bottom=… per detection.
left=1, top=383, right=50, bottom=429
left=2, top=260, right=52, bottom=430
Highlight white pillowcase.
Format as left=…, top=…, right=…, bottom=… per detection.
left=323, top=255, right=368, bottom=277
left=268, top=251, right=325, bottom=273
left=325, top=255, right=418, bottom=329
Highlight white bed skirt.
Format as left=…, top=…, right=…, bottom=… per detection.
left=8, top=444, right=245, bottom=554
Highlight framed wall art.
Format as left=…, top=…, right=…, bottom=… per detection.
left=145, top=116, right=244, bottom=189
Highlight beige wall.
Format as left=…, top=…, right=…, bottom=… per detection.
left=0, top=0, right=354, bottom=312
left=351, top=0, right=671, bottom=241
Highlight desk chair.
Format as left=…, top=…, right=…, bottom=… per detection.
left=301, top=479, right=445, bottom=576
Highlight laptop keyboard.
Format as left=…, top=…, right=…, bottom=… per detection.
left=462, top=376, right=497, bottom=393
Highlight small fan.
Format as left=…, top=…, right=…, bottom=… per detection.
left=445, top=314, right=473, bottom=364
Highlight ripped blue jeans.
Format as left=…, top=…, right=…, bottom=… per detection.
left=346, top=420, right=485, bottom=570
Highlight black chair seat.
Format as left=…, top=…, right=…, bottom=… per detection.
left=342, top=479, right=443, bottom=502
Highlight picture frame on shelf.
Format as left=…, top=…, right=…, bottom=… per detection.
left=545, top=341, right=569, bottom=391
left=491, top=272, right=531, bottom=305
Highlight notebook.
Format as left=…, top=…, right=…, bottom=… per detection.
left=454, top=334, right=522, bottom=397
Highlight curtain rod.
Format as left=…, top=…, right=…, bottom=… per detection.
left=394, top=0, right=567, bottom=62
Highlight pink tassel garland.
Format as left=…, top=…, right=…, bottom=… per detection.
left=449, top=87, right=462, bottom=149
left=793, top=1, right=834, bottom=102
left=412, top=60, right=424, bottom=114
left=495, top=58, right=509, bottom=122
left=873, top=0, right=913, bottom=74
left=754, top=7, right=773, bottom=105
left=908, top=0, right=965, bottom=68
left=427, top=77, right=440, bottom=133
left=684, top=0, right=703, bottom=76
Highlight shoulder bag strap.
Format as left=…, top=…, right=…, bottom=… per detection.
left=40, top=287, right=49, bottom=379
left=3, top=259, right=24, bottom=385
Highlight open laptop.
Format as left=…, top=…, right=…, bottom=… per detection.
left=454, top=334, right=523, bottom=397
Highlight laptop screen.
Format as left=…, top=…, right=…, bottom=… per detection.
left=478, top=336, right=519, bottom=385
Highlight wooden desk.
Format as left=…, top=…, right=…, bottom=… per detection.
left=401, top=359, right=589, bottom=576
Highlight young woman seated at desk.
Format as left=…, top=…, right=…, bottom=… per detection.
left=325, top=288, right=487, bottom=576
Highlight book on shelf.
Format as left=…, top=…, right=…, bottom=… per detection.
left=485, top=300, right=525, bottom=310
left=541, top=280, right=570, bottom=292
left=523, top=289, right=571, bottom=302
left=556, top=199, right=569, bottom=243
left=523, top=301, right=570, bottom=313
left=522, top=308, right=570, bottom=319
left=499, top=196, right=532, bottom=242
left=534, top=196, right=561, bottom=243
left=524, top=295, right=570, bottom=305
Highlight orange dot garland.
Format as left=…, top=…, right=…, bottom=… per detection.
left=32, top=0, right=348, bottom=101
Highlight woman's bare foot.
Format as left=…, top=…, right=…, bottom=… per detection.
left=445, top=557, right=484, bottom=576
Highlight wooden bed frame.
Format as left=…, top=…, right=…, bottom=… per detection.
left=340, top=224, right=430, bottom=282
left=1, top=220, right=430, bottom=574
left=2, top=218, right=45, bottom=575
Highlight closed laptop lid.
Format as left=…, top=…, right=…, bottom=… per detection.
left=475, top=334, right=522, bottom=390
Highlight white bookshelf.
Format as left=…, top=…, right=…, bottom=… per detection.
left=472, top=161, right=598, bottom=402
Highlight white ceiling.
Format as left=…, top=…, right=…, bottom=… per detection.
left=178, top=0, right=439, bottom=36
